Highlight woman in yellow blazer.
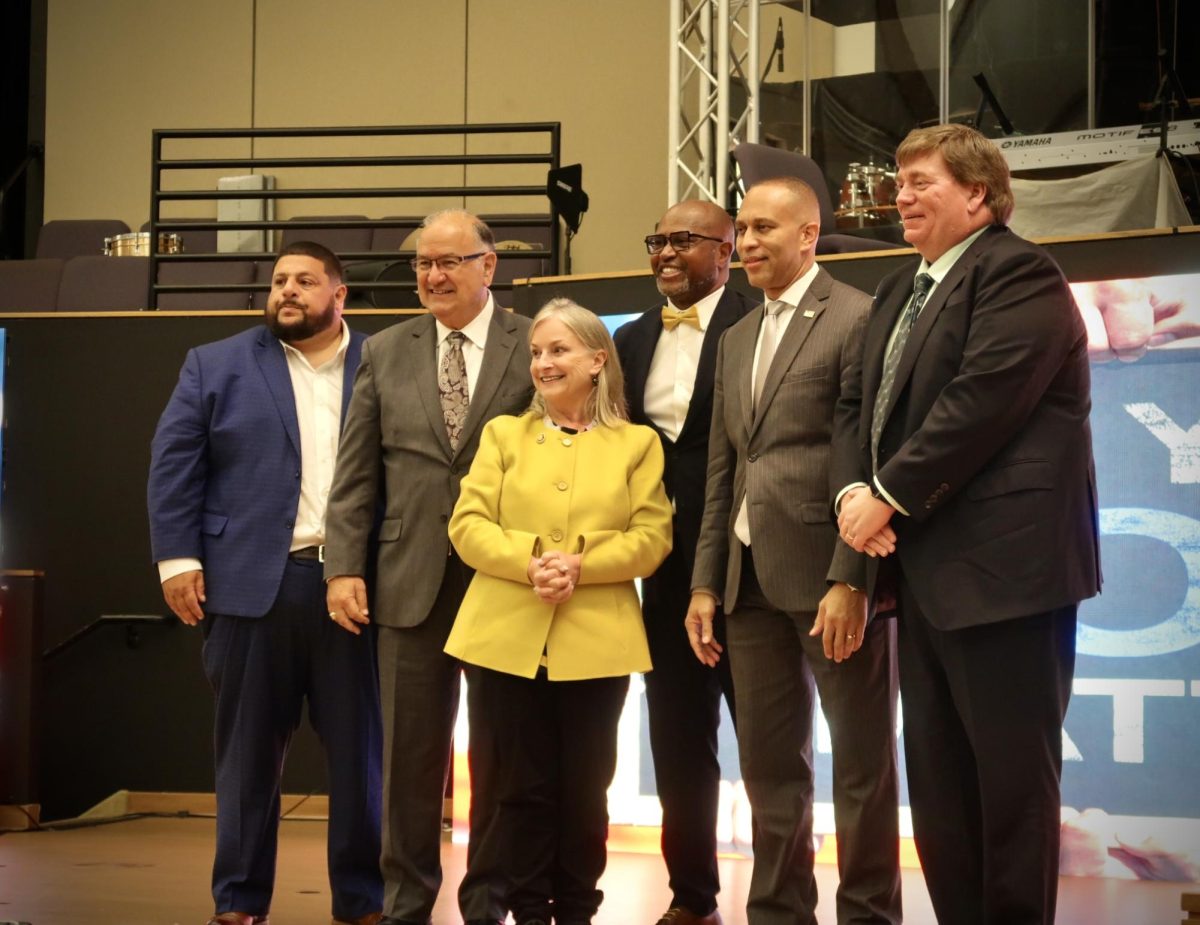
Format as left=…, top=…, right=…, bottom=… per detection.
left=447, top=298, right=672, bottom=925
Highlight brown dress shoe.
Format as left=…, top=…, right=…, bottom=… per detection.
left=206, top=915, right=269, bottom=925
left=654, top=908, right=722, bottom=925
left=332, top=914, right=382, bottom=925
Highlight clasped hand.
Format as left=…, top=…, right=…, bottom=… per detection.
left=838, top=487, right=898, bottom=557
left=528, top=550, right=581, bottom=604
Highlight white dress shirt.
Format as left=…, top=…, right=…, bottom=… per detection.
left=157, top=322, right=352, bottom=583
left=434, top=292, right=496, bottom=398
left=644, top=285, right=725, bottom=442
left=735, top=261, right=821, bottom=546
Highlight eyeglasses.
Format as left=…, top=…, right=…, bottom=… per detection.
left=410, top=251, right=487, bottom=273
left=644, top=231, right=724, bottom=255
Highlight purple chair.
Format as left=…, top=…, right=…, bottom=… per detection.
left=36, top=219, right=131, bottom=259
left=0, top=259, right=66, bottom=312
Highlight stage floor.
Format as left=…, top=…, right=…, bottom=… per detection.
left=0, top=816, right=1185, bottom=924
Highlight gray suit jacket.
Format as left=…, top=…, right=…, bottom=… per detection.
left=324, top=306, right=534, bottom=628
left=692, top=266, right=869, bottom=614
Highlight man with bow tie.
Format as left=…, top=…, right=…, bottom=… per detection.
left=687, top=178, right=901, bottom=925
left=613, top=200, right=755, bottom=925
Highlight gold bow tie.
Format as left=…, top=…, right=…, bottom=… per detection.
left=661, top=305, right=701, bottom=331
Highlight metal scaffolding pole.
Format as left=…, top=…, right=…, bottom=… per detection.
left=668, top=0, right=761, bottom=206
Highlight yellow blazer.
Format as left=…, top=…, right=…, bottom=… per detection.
left=446, top=412, right=672, bottom=680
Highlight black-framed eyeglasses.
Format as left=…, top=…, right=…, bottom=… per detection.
left=410, top=251, right=487, bottom=273
left=644, top=231, right=724, bottom=255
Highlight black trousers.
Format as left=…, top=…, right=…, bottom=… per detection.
left=897, top=573, right=1076, bottom=925
left=475, top=665, right=630, bottom=925
left=203, top=556, right=383, bottom=920
left=642, top=543, right=736, bottom=916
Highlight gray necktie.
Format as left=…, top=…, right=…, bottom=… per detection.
left=439, top=331, right=469, bottom=452
left=753, top=300, right=786, bottom=412
left=871, top=273, right=934, bottom=468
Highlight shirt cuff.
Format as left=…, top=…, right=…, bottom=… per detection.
left=873, top=475, right=909, bottom=517
left=834, top=481, right=869, bottom=515
left=158, top=557, right=202, bottom=584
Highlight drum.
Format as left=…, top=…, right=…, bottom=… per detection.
left=102, top=231, right=184, bottom=256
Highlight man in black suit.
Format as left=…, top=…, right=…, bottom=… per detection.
left=613, top=200, right=755, bottom=925
left=837, top=124, right=1102, bottom=924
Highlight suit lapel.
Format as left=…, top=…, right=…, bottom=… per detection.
left=749, top=269, right=832, bottom=440
left=340, top=331, right=364, bottom=427
left=734, top=304, right=762, bottom=438
left=409, top=315, right=453, bottom=458
left=254, top=328, right=301, bottom=457
left=679, top=288, right=743, bottom=439
left=624, top=308, right=663, bottom=426
left=457, top=307, right=522, bottom=458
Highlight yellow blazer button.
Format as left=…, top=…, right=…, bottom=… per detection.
left=536, top=433, right=546, bottom=444
left=556, top=481, right=568, bottom=491
left=562, top=437, right=573, bottom=447
left=550, top=529, right=564, bottom=542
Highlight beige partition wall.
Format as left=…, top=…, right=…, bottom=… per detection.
left=44, top=0, right=255, bottom=228
left=45, top=0, right=671, bottom=274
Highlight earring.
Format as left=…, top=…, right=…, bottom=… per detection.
left=591, top=374, right=599, bottom=386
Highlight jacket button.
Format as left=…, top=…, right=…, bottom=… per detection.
left=748, top=453, right=758, bottom=462
left=556, top=481, right=568, bottom=491
left=562, top=437, right=573, bottom=447
left=940, top=482, right=950, bottom=491
left=550, top=529, right=564, bottom=542
left=536, top=433, right=546, bottom=444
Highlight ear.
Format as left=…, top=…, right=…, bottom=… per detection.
left=801, top=220, right=820, bottom=246
left=334, top=283, right=349, bottom=308
left=481, top=250, right=498, bottom=286
left=590, top=348, right=608, bottom=376
left=717, top=239, right=734, bottom=265
left=966, top=183, right=988, bottom=214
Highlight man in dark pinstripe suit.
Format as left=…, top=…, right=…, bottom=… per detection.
left=687, top=178, right=902, bottom=925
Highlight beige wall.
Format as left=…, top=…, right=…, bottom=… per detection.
left=45, top=0, right=671, bottom=274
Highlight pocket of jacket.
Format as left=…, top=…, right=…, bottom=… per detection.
left=201, top=512, right=228, bottom=536
left=378, top=516, right=403, bottom=542
left=781, top=364, right=828, bottom=384
left=966, top=460, right=1054, bottom=500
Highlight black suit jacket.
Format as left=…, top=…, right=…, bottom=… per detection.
left=614, top=286, right=757, bottom=605
left=835, top=225, right=1102, bottom=630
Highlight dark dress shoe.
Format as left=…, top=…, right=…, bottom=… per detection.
left=206, top=914, right=269, bottom=925
left=333, top=914, right=383, bottom=925
left=655, top=908, right=722, bottom=925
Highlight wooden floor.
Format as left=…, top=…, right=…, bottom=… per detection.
left=0, top=816, right=1186, bottom=925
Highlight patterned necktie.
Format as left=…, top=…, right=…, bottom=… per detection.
left=871, top=273, right=935, bottom=468
left=661, top=304, right=701, bottom=331
left=752, top=300, right=786, bottom=412
left=439, top=330, right=469, bottom=452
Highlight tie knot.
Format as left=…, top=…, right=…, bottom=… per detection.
left=913, top=273, right=934, bottom=299
left=446, top=330, right=465, bottom=346
left=765, top=299, right=788, bottom=316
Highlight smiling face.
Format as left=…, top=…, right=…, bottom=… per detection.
left=895, top=149, right=991, bottom=263
left=650, top=200, right=734, bottom=307
left=734, top=181, right=819, bottom=299
left=415, top=213, right=497, bottom=329
left=529, top=315, right=606, bottom=419
left=266, top=254, right=345, bottom=343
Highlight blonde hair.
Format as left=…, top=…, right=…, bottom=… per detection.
left=896, top=123, right=1013, bottom=225
left=527, top=298, right=628, bottom=427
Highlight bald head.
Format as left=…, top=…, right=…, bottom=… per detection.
left=649, top=199, right=736, bottom=307
left=735, top=178, right=821, bottom=299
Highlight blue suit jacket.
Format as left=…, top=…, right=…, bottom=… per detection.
left=148, top=323, right=366, bottom=618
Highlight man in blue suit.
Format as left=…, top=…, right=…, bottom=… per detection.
left=148, top=241, right=383, bottom=925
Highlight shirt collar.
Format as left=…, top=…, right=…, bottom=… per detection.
left=772, top=260, right=821, bottom=311
left=435, top=291, right=495, bottom=348
left=919, top=225, right=989, bottom=285
left=279, top=319, right=350, bottom=370
left=666, top=284, right=726, bottom=331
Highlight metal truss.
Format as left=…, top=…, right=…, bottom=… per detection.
left=668, top=0, right=761, bottom=207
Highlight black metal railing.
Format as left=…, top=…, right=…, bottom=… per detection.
left=148, top=123, right=561, bottom=309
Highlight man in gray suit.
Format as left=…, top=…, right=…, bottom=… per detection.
left=686, top=178, right=901, bottom=925
left=324, top=210, right=533, bottom=925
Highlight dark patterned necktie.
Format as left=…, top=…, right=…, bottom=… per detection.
left=871, top=273, right=934, bottom=468
left=439, top=331, right=469, bottom=451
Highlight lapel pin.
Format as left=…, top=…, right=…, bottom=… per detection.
left=803, top=309, right=815, bottom=318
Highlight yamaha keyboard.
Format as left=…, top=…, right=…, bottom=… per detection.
left=997, top=120, right=1200, bottom=170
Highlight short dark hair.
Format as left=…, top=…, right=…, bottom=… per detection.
left=275, top=240, right=344, bottom=283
